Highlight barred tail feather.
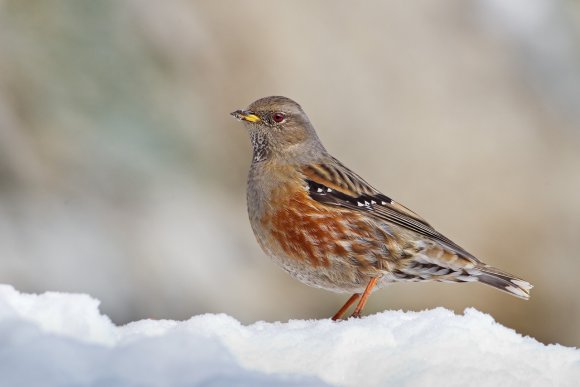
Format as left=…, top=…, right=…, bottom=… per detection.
left=476, top=266, right=532, bottom=300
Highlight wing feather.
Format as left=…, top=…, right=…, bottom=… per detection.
left=301, top=160, right=478, bottom=262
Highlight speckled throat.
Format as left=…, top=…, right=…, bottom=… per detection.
left=251, top=131, right=270, bottom=162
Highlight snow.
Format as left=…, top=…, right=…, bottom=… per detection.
left=0, top=285, right=578, bottom=387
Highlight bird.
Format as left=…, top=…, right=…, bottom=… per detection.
left=231, top=96, right=532, bottom=320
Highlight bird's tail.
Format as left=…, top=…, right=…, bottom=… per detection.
left=475, top=265, right=532, bottom=300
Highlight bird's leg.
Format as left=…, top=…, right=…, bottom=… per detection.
left=350, top=277, right=379, bottom=318
left=331, top=293, right=360, bottom=321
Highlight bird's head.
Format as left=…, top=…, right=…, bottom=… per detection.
left=231, top=96, right=324, bottom=163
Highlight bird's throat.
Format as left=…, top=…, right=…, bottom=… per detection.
left=251, top=131, right=270, bottom=162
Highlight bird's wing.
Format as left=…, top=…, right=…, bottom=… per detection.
left=301, top=158, right=479, bottom=262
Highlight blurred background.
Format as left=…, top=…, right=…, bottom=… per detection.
left=1, top=0, right=579, bottom=347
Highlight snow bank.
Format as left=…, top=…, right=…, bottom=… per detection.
left=0, top=285, right=578, bottom=387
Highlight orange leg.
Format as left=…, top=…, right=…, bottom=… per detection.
left=331, top=293, right=360, bottom=321
left=350, top=277, right=379, bottom=318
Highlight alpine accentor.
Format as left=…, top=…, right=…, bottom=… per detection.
left=231, top=96, right=532, bottom=320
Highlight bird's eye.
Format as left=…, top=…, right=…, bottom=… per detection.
left=272, top=112, right=286, bottom=123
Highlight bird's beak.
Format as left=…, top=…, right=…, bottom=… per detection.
left=230, top=110, right=261, bottom=123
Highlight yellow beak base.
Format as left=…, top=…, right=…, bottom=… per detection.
left=231, top=110, right=261, bottom=123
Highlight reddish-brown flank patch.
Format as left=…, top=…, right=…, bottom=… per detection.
left=262, top=189, right=374, bottom=268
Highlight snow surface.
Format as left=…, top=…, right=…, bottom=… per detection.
left=0, top=285, right=578, bottom=387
